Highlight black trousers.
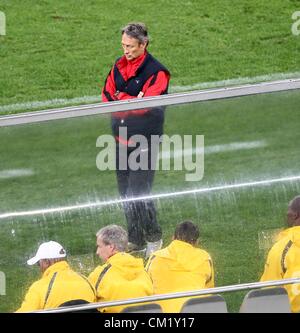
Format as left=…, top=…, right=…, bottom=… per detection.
left=116, top=142, right=162, bottom=247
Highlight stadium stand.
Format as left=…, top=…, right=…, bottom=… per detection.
left=180, top=295, right=228, bottom=313
left=239, top=287, right=291, bottom=313
left=32, top=278, right=300, bottom=313
left=121, top=303, right=163, bottom=313
left=58, top=300, right=99, bottom=313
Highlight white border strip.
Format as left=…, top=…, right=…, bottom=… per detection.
left=0, top=96, right=100, bottom=115
left=0, top=169, right=34, bottom=179
left=0, top=78, right=300, bottom=127
left=1, top=174, right=300, bottom=220
left=1, top=71, right=300, bottom=114
left=170, top=71, right=300, bottom=92
left=160, top=140, right=267, bottom=159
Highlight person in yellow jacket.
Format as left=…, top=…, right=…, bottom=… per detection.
left=88, top=224, right=153, bottom=313
left=260, top=195, right=300, bottom=312
left=16, top=241, right=96, bottom=312
left=145, top=221, right=214, bottom=313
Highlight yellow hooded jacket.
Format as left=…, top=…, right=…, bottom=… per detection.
left=88, top=252, right=153, bottom=313
left=260, top=226, right=300, bottom=312
left=145, top=240, right=214, bottom=313
left=16, top=261, right=96, bottom=312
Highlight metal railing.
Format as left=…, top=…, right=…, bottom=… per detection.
left=1, top=78, right=300, bottom=127
left=31, top=278, right=300, bottom=313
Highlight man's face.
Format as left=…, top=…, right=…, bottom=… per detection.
left=96, top=237, right=115, bottom=262
left=121, top=33, right=146, bottom=61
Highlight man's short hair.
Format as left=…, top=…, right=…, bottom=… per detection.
left=121, top=22, right=149, bottom=45
left=96, top=224, right=128, bottom=252
left=174, top=221, right=200, bottom=245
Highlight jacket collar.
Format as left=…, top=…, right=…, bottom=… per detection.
left=42, top=260, right=69, bottom=278
left=117, top=51, right=148, bottom=77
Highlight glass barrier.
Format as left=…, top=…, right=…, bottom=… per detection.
left=0, top=89, right=300, bottom=312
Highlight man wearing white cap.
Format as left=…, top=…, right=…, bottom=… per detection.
left=16, top=241, right=96, bottom=312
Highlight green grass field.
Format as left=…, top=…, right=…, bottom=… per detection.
left=0, top=0, right=300, bottom=112
left=1, top=0, right=300, bottom=313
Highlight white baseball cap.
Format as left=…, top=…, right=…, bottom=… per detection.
left=27, top=241, right=67, bottom=265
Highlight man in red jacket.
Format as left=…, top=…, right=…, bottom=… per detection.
left=102, top=22, right=171, bottom=257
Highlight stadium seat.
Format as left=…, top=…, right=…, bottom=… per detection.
left=121, top=303, right=163, bottom=313
left=239, top=287, right=291, bottom=313
left=59, top=300, right=98, bottom=313
left=180, top=295, right=228, bottom=313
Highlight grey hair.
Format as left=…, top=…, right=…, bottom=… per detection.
left=121, top=22, right=149, bottom=45
left=96, top=224, right=128, bottom=252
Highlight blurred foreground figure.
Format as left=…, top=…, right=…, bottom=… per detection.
left=146, top=221, right=214, bottom=312
left=102, top=22, right=171, bottom=257
left=88, top=225, right=153, bottom=312
left=260, top=195, right=300, bottom=312
left=16, top=241, right=95, bottom=312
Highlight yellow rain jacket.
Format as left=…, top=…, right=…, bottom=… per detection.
left=145, top=240, right=214, bottom=312
left=88, top=252, right=153, bottom=313
left=260, top=226, right=300, bottom=312
left=16, top=261, right=96, bottom=312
